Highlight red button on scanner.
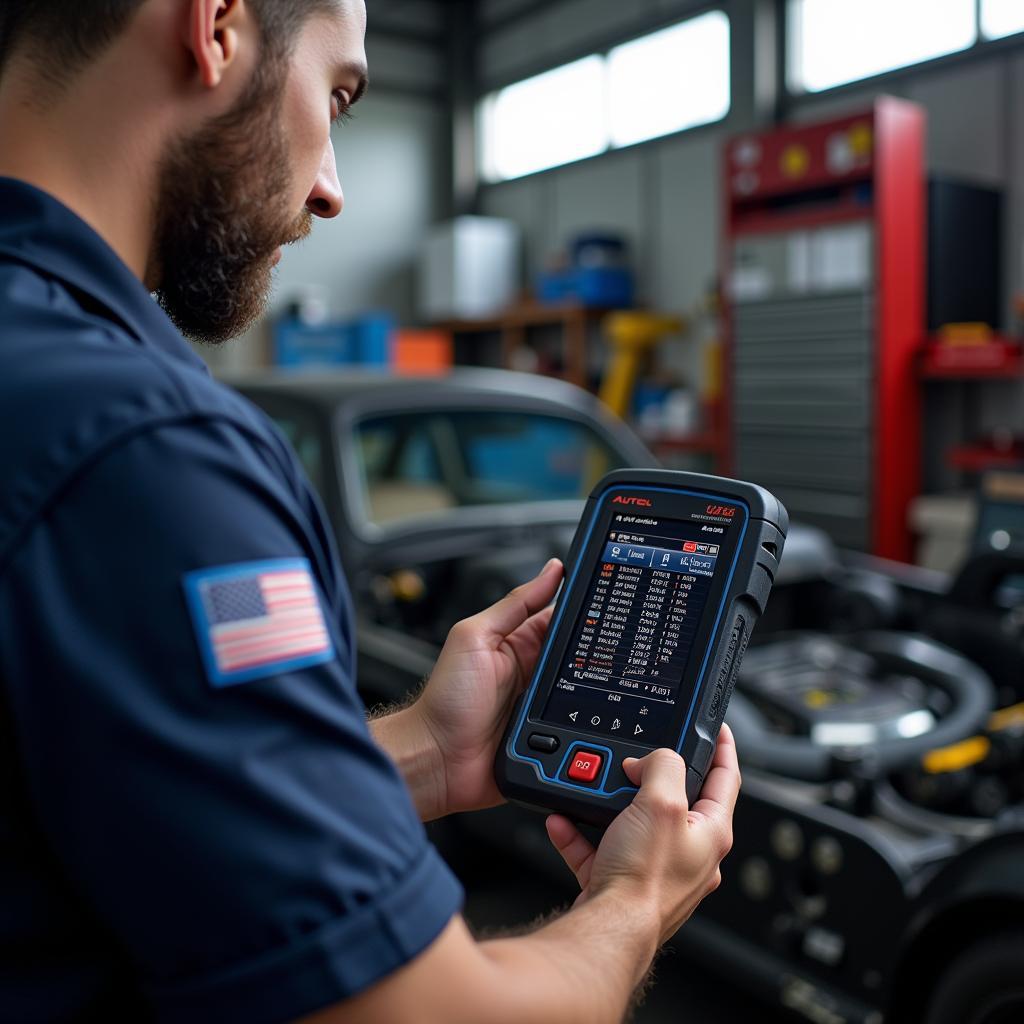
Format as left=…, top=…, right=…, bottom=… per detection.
left=567, top=750, right=603, bottom=783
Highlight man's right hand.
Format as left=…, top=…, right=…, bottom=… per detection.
left=303, top=727, right=741, bottom=1024
left=546, top=723, right=740, bottom=946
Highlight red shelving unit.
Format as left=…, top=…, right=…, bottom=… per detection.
left=920, top=338, right=1024, bottom=379
left=947, top=445, right=1024, bottom=473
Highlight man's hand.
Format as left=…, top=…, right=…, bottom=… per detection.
left=371, top=559, right=563, bottom=821
left=305, top=727, right=741, bottom=1024
left=417, top=557, right=563, bottom=817
left=546, top=724, right=740, bottom=945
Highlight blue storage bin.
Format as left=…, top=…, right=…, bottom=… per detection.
left=351, top=313, right=394, bottom=367
left=273, top=313, right=396, bottom=369
left=536, top=270, right=572, bottom=304
left=535, top=267, right=634, bottom=308
left=274, top=320, right=353, bottom=367
left=573, top=267, right=633, bottom=307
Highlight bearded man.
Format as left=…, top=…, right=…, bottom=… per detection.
left=0, top=3, right=739, bottom=1021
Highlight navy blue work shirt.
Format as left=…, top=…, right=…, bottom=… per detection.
left=0, top=178, right=462, bottom=1023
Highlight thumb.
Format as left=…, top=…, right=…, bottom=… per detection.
left=471, top=558, right=563, bottom=640
left=545, top=814, right=596, bottom=891
left=623, top=748, right=690, bottom=813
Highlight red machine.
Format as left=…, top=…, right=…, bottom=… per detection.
left=722, top=98, right=925, bottom=561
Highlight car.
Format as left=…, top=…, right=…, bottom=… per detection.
left=220, top=367, right=655, bottom=704
left=224, top=367, right=1024, bottom=1024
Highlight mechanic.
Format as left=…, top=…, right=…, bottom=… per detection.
left=0, top=2, right=740, bottom=1022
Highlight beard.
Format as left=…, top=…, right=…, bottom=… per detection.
left=149, top=70, right=312, bottom=345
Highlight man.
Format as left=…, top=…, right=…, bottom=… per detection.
left=0, top=2, right=739, bottom=1021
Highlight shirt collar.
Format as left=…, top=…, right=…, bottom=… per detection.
left=0, top=176, right=207, bottom=371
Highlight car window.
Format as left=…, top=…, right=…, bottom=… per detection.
left=353, top=410, right=626, bottom=526
left=271, top=415, right=325, bottom=496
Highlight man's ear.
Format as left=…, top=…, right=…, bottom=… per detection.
left=185, top=0, right=248, bottom=89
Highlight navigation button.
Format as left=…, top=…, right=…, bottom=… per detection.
left=527, top=733, right=559, bottom=753
left=568, top=711, right=579, bottom=722
left=634, top=725, right=644, bottom=736
left=567, top=750, right=603, bottom=783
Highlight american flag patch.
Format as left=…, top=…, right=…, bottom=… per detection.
left=182, top=558, right=334, bottom=687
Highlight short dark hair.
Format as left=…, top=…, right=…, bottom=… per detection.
left=0, top=0, right=338, bottom=85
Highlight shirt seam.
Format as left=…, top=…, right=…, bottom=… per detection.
left=0, top=411, right=294, bottom=583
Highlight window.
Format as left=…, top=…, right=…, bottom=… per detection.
left=480, top=11, right=731, bottom=182
left=788, top=0, right=977, bottom=94
left=479, top=56, right=607, bottom=182
left=982, top=0, right=1024, bottom=40
left=354, top=411, right=625, bottom=526
left=608, top=12, right=730, bottom=148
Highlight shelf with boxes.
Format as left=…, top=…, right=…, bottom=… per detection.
left=435, top=300, right=616, bottom=390
left=919, top=331, right=1024, bottom=480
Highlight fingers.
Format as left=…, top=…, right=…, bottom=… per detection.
left=545, top=814, right=596, bottom=890
left=467, top=559, right=563, bottom=642
left=511, top=603, right=555, bottom=649
left=503, top=604, right=556, bottom=689
left=691, top=723, right=741, bottom=820
left=623, top=747, right=689, bottom=814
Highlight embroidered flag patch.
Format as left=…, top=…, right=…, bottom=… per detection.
left=183, top=558, right=334, bottom=687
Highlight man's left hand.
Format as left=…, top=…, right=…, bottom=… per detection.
left=372, top=559, right=562, bottom=820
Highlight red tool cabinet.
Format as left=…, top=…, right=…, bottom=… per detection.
left=722, top=98, right=925, bottom=561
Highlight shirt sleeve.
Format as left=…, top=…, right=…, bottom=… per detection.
left=0, top=418, right=463, bottom=1024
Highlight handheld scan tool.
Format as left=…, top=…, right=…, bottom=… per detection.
left=496, top=469, right=788, bottom=826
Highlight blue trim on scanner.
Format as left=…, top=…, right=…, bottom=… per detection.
left=182, top=557, right=335, bottom=688
left=507, top=485, right=750, bottom=799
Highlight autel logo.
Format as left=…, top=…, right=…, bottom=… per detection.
left=612, top=495, right=653, bottom=507
left=706, top=504, right=737, bottom=518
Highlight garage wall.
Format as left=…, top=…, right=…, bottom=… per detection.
left=477, top=0, right=742, bottom=388
left=476, top=0, right=1024, bottom=424
left=200, top=5, right=450, bottom=373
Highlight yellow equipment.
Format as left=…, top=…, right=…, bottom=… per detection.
left=599, top=311, right=685, bottom=419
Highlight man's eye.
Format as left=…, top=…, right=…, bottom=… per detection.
left=332, top=90, right=353, bottom=126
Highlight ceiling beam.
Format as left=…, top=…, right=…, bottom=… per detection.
left=477, top=0, right=551, bottom=39
left=366, top=24, right=445, bottom=48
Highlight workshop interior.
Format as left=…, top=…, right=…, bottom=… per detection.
left=201, top=1, right=1024, bottom=1022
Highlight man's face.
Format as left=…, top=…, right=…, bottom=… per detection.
left=151, top=2, right=368, bottom=344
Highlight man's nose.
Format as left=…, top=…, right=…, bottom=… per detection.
left=306, top=142, right=343, bottom=219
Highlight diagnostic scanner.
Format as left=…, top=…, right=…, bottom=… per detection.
left=495, top=469, right=788, bottom=827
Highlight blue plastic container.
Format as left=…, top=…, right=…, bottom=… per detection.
left=536, top=267, right=634, bottom=308
left=273, top=312, right=395, bottom=368
left=274, top=320, right=353, bottom=367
